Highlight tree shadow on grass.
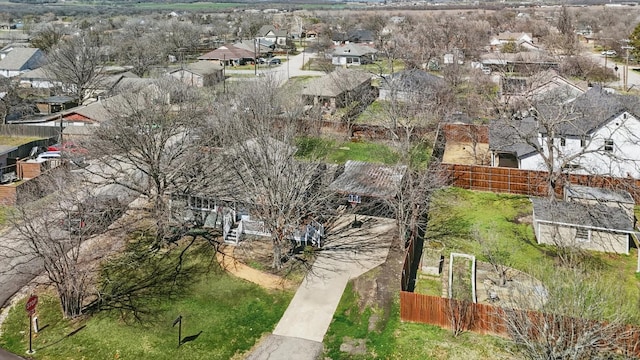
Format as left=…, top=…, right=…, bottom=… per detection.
left=84, top=231, right=220, bottom=325
left=38, top=325, right=87, bottom=350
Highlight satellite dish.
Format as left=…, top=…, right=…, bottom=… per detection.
left=29, top=146, right=38, bottom=158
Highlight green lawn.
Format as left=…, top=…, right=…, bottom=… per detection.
left=295, top=137, right=399, bottom=165
left=324, top=282, right=517, bottom=359
left=0, top=240, right=292, bottom=359
left=423, top=187, right=640, bottom=323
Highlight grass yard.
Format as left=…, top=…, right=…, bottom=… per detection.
left=424, top=187, right=640, bottom=323
left=0, top=240, right=292, bottom=360
left=296, top=137, right=399, bottom=165
left=324, top=282, right=517, bottom=360
left=427, top=187, right=547, bottom=273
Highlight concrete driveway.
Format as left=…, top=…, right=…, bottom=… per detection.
left=246, top=215, right=396, bottom=360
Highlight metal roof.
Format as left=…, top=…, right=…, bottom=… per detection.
left=329, top=160, right=407, bottom=198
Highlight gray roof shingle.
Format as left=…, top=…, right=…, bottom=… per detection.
left=301, top=68, right=371, bottom=98
left=531, top=197, right=633, bottom=232
left=0, top=48, right=44, bottom=71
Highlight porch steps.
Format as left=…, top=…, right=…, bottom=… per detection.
left=225, top=228, right=238, bottom=244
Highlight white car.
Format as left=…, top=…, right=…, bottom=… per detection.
left=36, top=151, right=61, bottom=161
left=601, top=50, right=617, bottom=57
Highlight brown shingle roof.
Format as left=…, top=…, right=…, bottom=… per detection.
left=197, top=44, right=255, bottom=61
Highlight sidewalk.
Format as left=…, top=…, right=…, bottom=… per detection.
left=246, top=215, right=396, bottom=360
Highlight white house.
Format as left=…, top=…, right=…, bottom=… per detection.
left=331, top=43, right=377, bottom=66
left=256, top=25, right=288, bottom=47
left=489, top=32, right=534, bottom=52
left=490, top=87, right=640, bottom=178
left=0, top=48, right=45, bottom=77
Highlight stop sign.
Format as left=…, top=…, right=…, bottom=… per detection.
left=25, top=295, right=38, bottom=315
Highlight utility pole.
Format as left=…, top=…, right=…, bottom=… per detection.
left=254, top=38, right=257, bottom=76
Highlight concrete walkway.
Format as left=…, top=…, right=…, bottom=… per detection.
left=246, top=215, right=396, bottom=360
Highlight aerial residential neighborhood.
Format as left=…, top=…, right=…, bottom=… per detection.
left=0, top=1, right=639, bottom=359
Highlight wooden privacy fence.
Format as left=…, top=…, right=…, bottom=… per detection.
left=439, top=163, right=640, bottom=204
left=400, top=292, right=640, bottom=356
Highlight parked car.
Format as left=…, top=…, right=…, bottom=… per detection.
left=47, top=141, right=88, bottom=155
left=268, top=58, right=281, bottom=66
left=601, top=50, right=617, bottom=56
left=36, top=151, right=61, bottom=161
left=61, top=195, right=125, bottom=235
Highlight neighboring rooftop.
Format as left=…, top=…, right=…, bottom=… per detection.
left=301, top=68, right=371, bottom=98
left=531, top=197, right=634, bottom=232
left=565, top=185, right=635, bottom=204
left=329, top=160, right=407, bottom=199
left=0, top=47, right=43, bottom=71
left=488, top=116, right=537, bottom=158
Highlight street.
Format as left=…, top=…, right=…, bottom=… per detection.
left=586, top=49, right=640, bottom=91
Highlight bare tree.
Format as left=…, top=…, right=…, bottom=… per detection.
left=86, top=79, right=208, bottom=246
left=45, top=31, right=105, bottom=102
left=29, top=23, right=67, bottom=53
left=208, top=78, right=332, bottom=270
left=492, top=86, right=640, bottom=198
left=473, top=225, right=513, bottom=286
left=114, top=20, right=169, bottom=77
left=501, top=268, right=633, bottom=360
left=8, top=172, right=124, bottom=318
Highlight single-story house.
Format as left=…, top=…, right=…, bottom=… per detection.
left=19, top=66, right=60, bottom=89
left=531, top=194, right=636, bottom=254
left=332, top=29, right=375, bottom=45
left=301, top=68, right=374, bottom=112
left=500, top=69, right=587, bottom=104
left=481, top=52, right=558, bottom=74
left=234, top=39, right=274, bottom=58
left=489, top=32, right=535, bottom=52
left=331, top=43, right=378, bottom=67
left=0, top=48, right=46, bottom=78
left=378, top=69, right=445, bottom=102
left=198, top=44, right=256, bottom=67
left=169, top=61, right=224, bottom=87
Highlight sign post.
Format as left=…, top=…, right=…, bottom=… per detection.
left=25, top=295, right=38, bottom=354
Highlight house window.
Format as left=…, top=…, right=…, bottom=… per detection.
left=604, top=139, right=614, bottom=151
left=580, top=136, right=588, bottom=147
left=346, top=57, right=353, bottom=64
left=560, top=137, right=566, bottom=147
left=575, top=227, right=590, bottom=242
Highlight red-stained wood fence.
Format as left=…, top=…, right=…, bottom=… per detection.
left=438, top=163, right=640, bottom=204
left=400, top=291, right=640, bottom=356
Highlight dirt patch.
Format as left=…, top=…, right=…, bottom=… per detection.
left=442, top=141, right=491, bottom=165
left=216, top=244, right=296, bottom=291
left=435, top=258, right=546, bottom=310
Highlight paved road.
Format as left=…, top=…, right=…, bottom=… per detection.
left=246, top=215, right=396, bottom=360
left=586, top=50, right=640, bottom=90
left=0, top=348, right=25, bottom=360
left=224, top=51, right=326, bottom=86
left=0, top=162, right=141, bottom=310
